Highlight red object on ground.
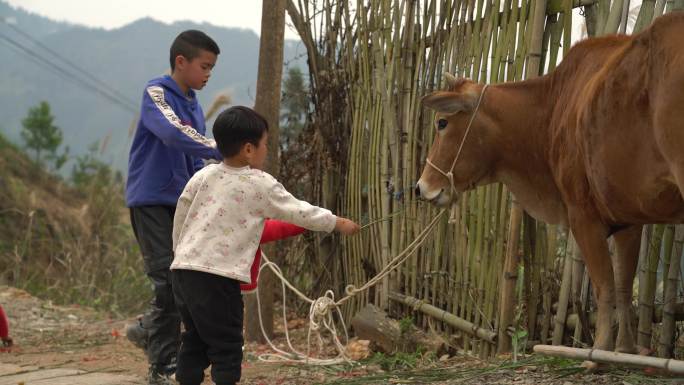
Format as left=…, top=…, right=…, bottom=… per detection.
left=240, top=220, right=306, bottom=294
left=0, top=304, right=12, bottom=347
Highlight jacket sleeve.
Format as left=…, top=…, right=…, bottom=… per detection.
left=141, top=86, right=222, bottom=160
left=262, top=176, right=337, bottom=233
left=193, top=157, right=205, bottom=173
left=260, top=219, right=306, bottom=244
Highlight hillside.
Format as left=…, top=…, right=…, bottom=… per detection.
left=0, top=133, right=147, bottom=314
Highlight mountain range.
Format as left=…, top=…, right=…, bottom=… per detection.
left=0, top=1, right=305, bottom=173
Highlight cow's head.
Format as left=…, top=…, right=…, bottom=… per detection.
left=415, top=74, right=496, bottom=206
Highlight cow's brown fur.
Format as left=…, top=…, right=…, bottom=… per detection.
left=417, top=13, right=684, bottom=356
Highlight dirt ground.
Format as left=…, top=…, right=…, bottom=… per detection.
left=0, top=285, right=681, bottom=384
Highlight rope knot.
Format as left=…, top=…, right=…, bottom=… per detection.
left=344, top=284, right=356, bottom=296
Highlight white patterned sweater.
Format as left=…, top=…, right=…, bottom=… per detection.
left=171, top=163, right=337, bottom=282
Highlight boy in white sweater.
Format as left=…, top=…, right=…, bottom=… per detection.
left=170, top=106, right=359, bottom=385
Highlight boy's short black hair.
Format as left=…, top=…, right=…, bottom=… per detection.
left=213, top=106, right=269, bottom=158
left=170, top=30, right=220, bottom=71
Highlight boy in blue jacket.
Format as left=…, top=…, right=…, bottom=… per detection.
left=125, top=29, right=222, bottom=385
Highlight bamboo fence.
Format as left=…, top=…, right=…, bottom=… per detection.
left=286, top=0, right=684, bottom=359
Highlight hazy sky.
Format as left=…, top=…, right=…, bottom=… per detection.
left=4, top=0, right=301, bottom=39
left=5, top=0, right=646, bottom=56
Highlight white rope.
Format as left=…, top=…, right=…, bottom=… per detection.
left=253, top=209, right=446, bottom=365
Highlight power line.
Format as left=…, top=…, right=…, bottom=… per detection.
left=0, top=37, right=78, bottom=87
left=0, top=32, right=138, bottom=114
left=2, top=20, right=140, bottom=109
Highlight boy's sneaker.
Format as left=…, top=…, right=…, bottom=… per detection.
left=148, top=364, right=176, bottom=385
left=125, top=316, right=148, bottom=352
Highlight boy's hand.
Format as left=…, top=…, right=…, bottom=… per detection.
left=335, top=217, right=360, bottom=235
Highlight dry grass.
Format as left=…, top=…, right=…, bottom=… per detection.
left=0, top=133, right=148, bottom=316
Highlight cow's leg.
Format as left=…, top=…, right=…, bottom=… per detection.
left=569, top=212, right=615, bottom=356
left=612, top=225, right=641, bottom=354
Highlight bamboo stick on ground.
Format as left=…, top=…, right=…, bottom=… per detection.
left=389, top=291, right=497, bottom=343
left=533, top=345, right=684, bottom=374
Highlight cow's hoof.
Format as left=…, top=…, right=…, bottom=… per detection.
left=638, top=346, right=654, bottom=356
left=581, top=360, right=601, bottom=373
left=615, top=345, right=638, bottom=354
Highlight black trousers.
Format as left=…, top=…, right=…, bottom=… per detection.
left=129, top=206, right=181, bottom=367
left=171, top=269, right=244, bottom=385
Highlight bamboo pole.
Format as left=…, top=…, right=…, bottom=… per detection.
left=661, top=225, right=675, bottom=305
left=654, top=0, right=667, bottom=17
left=552, top=238, right=575, bottom=345
left=526, top=0, right=548, bottom=77
left=658, top=225, right=683, bottom=358
left=566, top=302, right=684, bottom=329
left=619, top=0, right=631, bottom=34
left=634, top=0, right=656, bottom=32
left=563, top=0, right=572, bottom=57
left=533, top=345, right=684, bottom=374
left=548, top=12, right=566, bottom=72
left=539, top=224, right=557, bottom=344
left=603, top=0, right=625, bottom=34
left=637, top=224, right=664, bottom=350
left=595, top=0, right=612, bottom=35
left=483, top=185, right=508, bottom=356
left=389, top=291, right=497, bottom=343
left=571, top=269, right=592, bottom=346
left=523, top=215, right=541, bottom=341
left=497, top=204, right=523, bottom=353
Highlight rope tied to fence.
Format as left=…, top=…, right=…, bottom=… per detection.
left=254, top=208, right=447, bottom=365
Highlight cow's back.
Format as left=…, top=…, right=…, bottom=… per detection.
left=548, top=13, right=684, bottom=224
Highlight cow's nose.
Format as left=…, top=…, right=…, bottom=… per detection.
left=414, top=184, right=421, bottom=197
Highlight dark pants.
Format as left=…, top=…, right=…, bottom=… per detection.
left=130, top=206, right=181, bottom=368
left=171, top=269, right=244, bottom=385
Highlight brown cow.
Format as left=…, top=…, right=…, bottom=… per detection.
left=416, top=12, right=684, bottom=363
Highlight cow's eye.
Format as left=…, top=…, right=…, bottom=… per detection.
left=437, top=119, right=448, bottom=130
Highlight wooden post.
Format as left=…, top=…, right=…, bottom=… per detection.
left=244, top=0, right=287, bottom=343
left=497, top=0, right=547, bottom=354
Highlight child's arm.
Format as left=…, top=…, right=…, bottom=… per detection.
left=263, top=177, right=359, bottom=235
left=261, top=219, right=306, bottom=244
left=141, top=86, right=222, bottom=161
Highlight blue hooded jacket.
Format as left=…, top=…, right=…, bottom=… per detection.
left=126, top=75, right=222, bottom=207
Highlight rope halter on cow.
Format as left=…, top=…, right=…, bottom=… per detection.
left=425, top=83, right=489, bottom=223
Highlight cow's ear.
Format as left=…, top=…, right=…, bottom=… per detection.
left=421, top=89, right=477, bottom=115
left=444, top=73, right=469, bottom=90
